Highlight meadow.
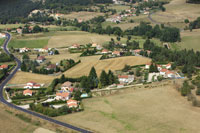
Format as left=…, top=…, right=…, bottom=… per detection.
left=0, top=24, right=24, bottom=29
left=64, top=56, right=151, bottom=77
left=56, top=82, right=200, bottom=133
left=0, top=38, right=5, bottom=46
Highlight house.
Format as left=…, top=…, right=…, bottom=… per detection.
left=16, top=28, right=22, bottom=34
left=157, top=64, right=162, bottom=71
left=19, top=47, right=29, bottom=53
left=55, top=92, right=70, bottom=101
left=39, top=47, right=49, bottom=53
left=36, top=56, right=45, bottom=63
left=67, top=99, right=78, bottom=108
left=23, top=89, right=33, bottom=96
left=61, top=81, right=72, bottom=91
left=118, top=75, right=134, bottom=84
left=24, top=81, right=41, bottom=89
left=0, top=64, right=8, bottom=70
left=145, top=62, right=151, bottom=69
left=160, top=69, right=168, bottom=76
left=166, top=63, right=172, bottom=69
left=112, top=51, right=121, bottom=56
left=102, top=49, right=109, bottom=54
left=166, top=71, right=175, bottom=78
left=0, top=33, right=6, bottom=38
left=69, top=44, right=80, bottom=49
left=133, top=49, right=142, bottom=55
left=46, top=64, right=57, bottom=71
left=117, top=84, right=124, bottom=88
left=92, top=43, right=97, bottom=48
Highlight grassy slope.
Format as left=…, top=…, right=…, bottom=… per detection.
left=56, top=82, right=200, bottom=133
left=0, top=38, right=5, bottom=46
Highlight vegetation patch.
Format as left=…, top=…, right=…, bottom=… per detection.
left=9, top=39, right=49, bottom=48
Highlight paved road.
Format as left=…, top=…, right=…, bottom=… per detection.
left=0, top=33, right=92, bottom=133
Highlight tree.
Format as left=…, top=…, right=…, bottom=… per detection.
left=100, top=70, right=108, bottom=87
left=60, top=74, right=65, bottom=83
left=21, top=61, right=27, bottom=71
left=136, top=68, right=141, bottom=77
left=80, top=76, right=90, bottom=89
left=184, top=19, right=190, bottom=24
left=88, top=67, right=98, bottom=89
left=74, top=90, right=82, bottom=101
left=98, top=81, right=102, bottom=89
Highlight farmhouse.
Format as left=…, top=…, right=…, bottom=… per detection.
left=69, top=44, right=80, bottom=49
left=166, top=63, right=172, bottom=69
left=39, top=47, right=49, bottom=52
left=0, top=64, right=8, bottom=70
left=102, top=49, right=109, bottom=54
left=133, top=49, right=142, bottom=55
left=160, top=69, right=168, bottom=75
left=166, top=71, right=176, bottom=78
left=157, top=64, right=162, bottom=71
left=36, top=56, right=45, bottom=63
left=19, top=47, right=29, bottom=53
left=16, top=28, right=22, bottom=34
left=67, top=99, right=78, bottom=108
left=118, top=75, right=134, bottom=84
left=145, top=62, right=151, bottom=69
left=24, top=81, right=41, bottom=89
left=56, top=91, right=70, bottom=101
left=23, top=89, right=33, bottom=96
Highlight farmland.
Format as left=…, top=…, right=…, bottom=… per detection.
left=56, top=82, right=200, bottom=133
left=64, top=56, right=151, bottom=77
left=0, top=38, right=5, bottom=46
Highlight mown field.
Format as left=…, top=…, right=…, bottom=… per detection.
left=107, top=5, right=130, bottom=13
left=151, top=0, right=200, bottom=27
left=61, top=11, right=104, bottom=21
left=0, top=24, right=25, bottom=29
left=64, top=56, right=151, bottom=77
left=56, top=82, right=200, bottom=133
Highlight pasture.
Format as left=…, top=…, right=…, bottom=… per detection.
left=107, top=5, right=130, bottom=12
left=0, top=24, right=24, bottom=29
left=61, top=11, right=104, bottom=21
left=56, top=83, right=200, bottom=133
left=151, top=0, right=200, bottom=27
left=64, top=56, right=151, bottom=77
left=0, top=38, right=5, bottom=46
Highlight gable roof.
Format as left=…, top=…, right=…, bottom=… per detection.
left=23, top=89, right=32, bottom=95
left=0, top=64, right=8, bottom=69
left=47, top=64, right=56, bottom=69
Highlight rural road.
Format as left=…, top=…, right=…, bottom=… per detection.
left=148, top=12, right=160, bottom=25
left=0, top=33, right=92, bottom=133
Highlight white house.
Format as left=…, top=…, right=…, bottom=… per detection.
left=24, top=81, right=41, bottom=89
left=166, top=71, right=176, bottom=78
left=145, top=63, right=151, bottom=69
left=160, top=69, right=168, bottom=76
left=61, top=81, right=72, bottom=92
left=67, top=99, right=78, bottom=108
left=19, top=47, right=29, bottom=53
left=118, top=75, right=134, bottom=84
left=0, top=33, right=6, bottom=38
left=166, top=63, right=172, bottom=69
left=36, top=56, right=45, bottom=63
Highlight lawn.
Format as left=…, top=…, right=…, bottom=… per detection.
left=9, top=38, right=49, bottom=48
left=0, top=38, right=5, bottom=46
left=64, top=56, right=151, bottom=77
left=56, top=82, right=200, bottom=133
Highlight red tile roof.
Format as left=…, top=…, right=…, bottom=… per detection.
left=62, top=81, right=72, bottom=88
left=0, top=64, right=8, bottom=69
left=23, top=89, right=32, bottom=95
left=160, top=69, right=168, bottom=72
left=56, top=92, right=69, bottom=98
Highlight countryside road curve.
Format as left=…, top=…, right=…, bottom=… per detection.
left=0, top=33, right=92, bottom=133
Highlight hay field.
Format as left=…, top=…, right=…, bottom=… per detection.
left=8, top=71, right=55, bottom=85
left=151, top=0, right=200, bottom=23
left=0, top=24, right=24, bottom=29
left=56, top=83, right=200, bottom=133
left=47, top=31, right=120, bottom=48
left=64, top=56, right=151, bottom=77
left=175, top=29, right=200, bottom=51
left=108, top=5, right=130, bottom=12
left=62, top=11, right=104, bottom=21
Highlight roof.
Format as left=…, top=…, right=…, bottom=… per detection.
left=67, top=99, right=78, bottom=104
left=23, top=89, right=32, bottom=95
left=112, top=51, right=120, bottom=55
left=0, top=64, right=8, bottom=69
left=102, top=49, right=108, bottom=53
left=160, top=69, right=168, bottom=72
left=56, top=92, right=69, bottom=98
left=166, top=71, right=175, bottom=75
left=37, top=56, right=45, bottom=60
left=166, top=63, right=171, bottom=67
left=134, top=49, right=142, bottom=53
left=62, top=81, right=72, bottom=88
left=47, top=64, right=56, bottom=69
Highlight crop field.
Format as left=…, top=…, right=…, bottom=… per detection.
left=61, top=11, right=104, bottom=21
left=56, top=83, right=200, bottom=133
left=8, top=71, right=55, bottom=85
left=9, top=38, right=49, bottom=48
left=0, top=24, right=25, bottom=29
left=47, top=31, right=125, bottom=48
left=102, top=21, right=139, bottom=30
left=64, top=56, right=151, bottom=77
left=151, top=0, right=200, bottom=26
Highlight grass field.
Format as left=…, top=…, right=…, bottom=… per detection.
left=151, top=0, right=200, bottom=27
left=174, top=29, right=200, bottom=51
left=0, top=24, right=24, bottom=29
left=8, top=71, right=55, bottom=85
left=64, top=56, right=151, bottom=77
left=62, top=11, right=104, bottom=21
left=47, top=31, right=126, bottom=48
left=56, top=82, right=200, bottom=133
left=9, top=38, right=49, bottom=48
left=0, top=38, right=5, bottom=46
left=108, top=5, right=130, bottom=13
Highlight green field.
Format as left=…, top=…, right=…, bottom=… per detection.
left=0, top=38, right=5, bottom=46
left=9, top=39, right=49, bottom=48
left=0, top=24, right=24, bottom=29
left=177, top=36, right=200, bottom=51
left=108, top=5, right=130, bottom=13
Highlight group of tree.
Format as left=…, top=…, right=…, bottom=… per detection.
left=149, top=63, right=159, bottom=73
left=0, top=53, right=13, bottom=62
left=125, top=22, right=181, bottom=42
left=186, top=0, right=200, bottom=3
left=189, top=17, right=200, bottom=30
left=22, top=25, right=49, bottom=34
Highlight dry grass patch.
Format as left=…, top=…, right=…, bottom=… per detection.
left=56, top=84, right=200, bottom=133
left=47, top=31, right=117, bottom=48
left=8, top=71, right=55, bottom=85
left=64, top=56, right=151, bottom=77
left=62, top=11, right=104, bottom=21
